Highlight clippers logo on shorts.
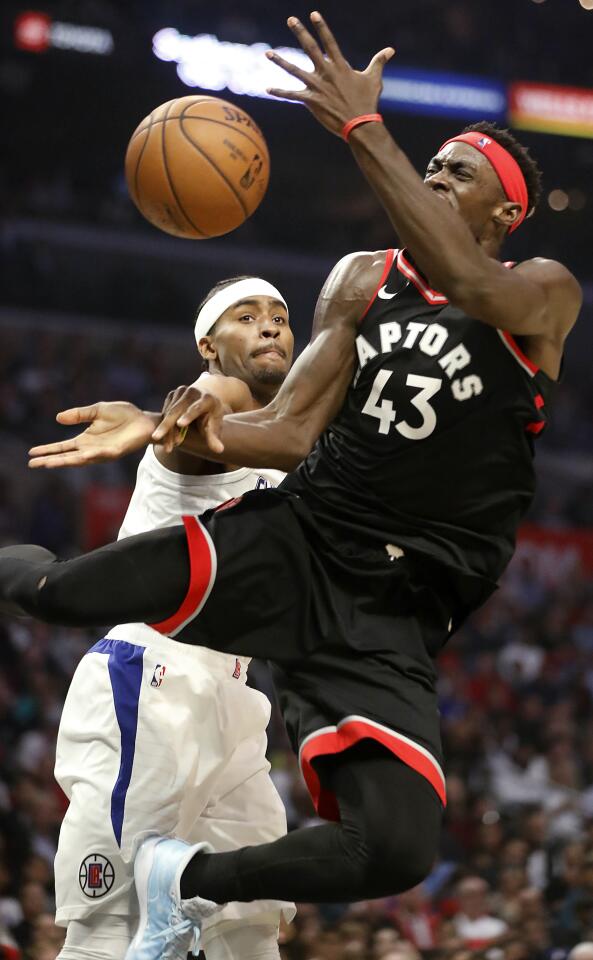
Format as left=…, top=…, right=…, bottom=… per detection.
left=151, top=664, right=166, bottom=687
left=255, top=476, right=272, bottom=490
left=79, top=854, right=115, bottom=898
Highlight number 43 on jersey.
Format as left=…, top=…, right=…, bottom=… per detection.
left=362, top=370, right=442, bottom=440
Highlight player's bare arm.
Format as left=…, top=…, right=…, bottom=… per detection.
left=154, top=373, right=257, bottom=475
left=267, top=12, right=582, bottom=370
left=154, top=252, right=387, bottom=471
left=26, top=375, right=251, bottom=470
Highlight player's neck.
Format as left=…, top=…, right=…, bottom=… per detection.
left=250, top=382, right=281, bottom=407
left=477, top=234, right=505, bottom=260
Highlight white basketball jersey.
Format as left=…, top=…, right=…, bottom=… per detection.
left=106, top=446, right=285, bottom=652
left=117, top=445, right=285, bottom=539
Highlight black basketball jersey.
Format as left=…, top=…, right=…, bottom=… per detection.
left=282, top=248, right=556, bottom=614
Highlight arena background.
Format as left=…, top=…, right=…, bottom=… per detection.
left=2, top=1, right=593, bottom=958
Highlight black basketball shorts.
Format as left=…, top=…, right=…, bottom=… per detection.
left=147, top=489, right=450, bottom=818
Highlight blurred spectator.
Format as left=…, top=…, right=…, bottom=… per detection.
left=451, top=877, right=508, bottom=949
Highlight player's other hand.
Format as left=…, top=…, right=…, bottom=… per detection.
left=266, top=11, right=394, bottom=136
left=28, top=402, right=159, bottom=469
left=153, top=385, right=225, bottom=456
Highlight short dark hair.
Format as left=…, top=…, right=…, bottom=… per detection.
left=461, top=121, right=543, bottom=218
left=195, top=275, right=257, bottom=371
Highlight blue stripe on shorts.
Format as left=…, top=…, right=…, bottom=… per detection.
left=89, top=638, right=145, bottom=846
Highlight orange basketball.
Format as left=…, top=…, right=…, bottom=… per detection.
left=125, top=96, right=270, bottom=239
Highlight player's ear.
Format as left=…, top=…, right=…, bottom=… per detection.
left=198, top=336, right=218, bottom=362
left=493, top=200, right=521, bottom=232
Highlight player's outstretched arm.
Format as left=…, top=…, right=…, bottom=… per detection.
left=267, top=13, right=582, bottom=344
left=153, top=251, right=387, bottom=471
left=28, top=402, right=160, bottom=469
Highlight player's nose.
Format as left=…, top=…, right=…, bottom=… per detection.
left=260, top=321, right=281, bottom=337
left=427, top=172, right=451, bottom=193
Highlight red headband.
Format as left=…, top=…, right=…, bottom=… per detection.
left=439, top=131, right=529, bottom=233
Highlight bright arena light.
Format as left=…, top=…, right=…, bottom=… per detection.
left=579, top=0, right=593, bottom=9
left=152, top=29, right=311, bottom=100
left=548, top=189, right=569, bottom=211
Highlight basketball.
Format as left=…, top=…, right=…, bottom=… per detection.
left=125, top=96, right=270, bottom=239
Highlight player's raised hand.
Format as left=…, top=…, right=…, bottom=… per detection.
left=266, top=11, right=394, bottom=137
left=28, top=402, right=159, bottom=469
left=152, top=385, right=225, bottom=456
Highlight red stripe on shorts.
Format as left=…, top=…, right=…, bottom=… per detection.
left=299, top=716, right=447, bottom=821
left=149, top=515, right=216, bottom=637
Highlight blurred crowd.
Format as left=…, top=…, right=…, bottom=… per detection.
left=1, top=319, right=593, bottom=959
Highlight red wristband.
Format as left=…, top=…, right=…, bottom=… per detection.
left=342, top=113, right=384, bottom=141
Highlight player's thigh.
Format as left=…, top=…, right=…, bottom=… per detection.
left=55, top=640, right=206, bottom=922
left=55, top=651, right=139, bottom=923
left=189, top=684, right=295, bottom=935
left=191, top=686, right=287, bottom=849
left=177, top=492, right=315, bottom=661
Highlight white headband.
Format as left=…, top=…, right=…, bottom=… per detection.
left=194, top=278, right=288, bottom=346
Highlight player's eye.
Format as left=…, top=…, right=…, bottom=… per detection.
left=239, top=314, right=254, bottom=322
left=273, top=315, right=286, bottom=324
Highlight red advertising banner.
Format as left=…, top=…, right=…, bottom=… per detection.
left=82, top=484, right=132, bottom=551
left=516, top=523, right=593, bottom=583
left=509, top=81, right=593, bottom=138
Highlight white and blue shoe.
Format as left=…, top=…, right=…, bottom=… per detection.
left=125, top=837, right=222, bottom=960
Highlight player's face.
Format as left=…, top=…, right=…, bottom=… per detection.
left=424, top=142, right=508, bottom=237
left=207, top=295, right=294, bottom=389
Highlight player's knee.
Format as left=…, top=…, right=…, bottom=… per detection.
left=35, top=564, right=72, bottom=622
left=362, top=828, right=436, bottom=897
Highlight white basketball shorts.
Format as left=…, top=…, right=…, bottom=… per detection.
left=54, top=624, right=295, bottom=934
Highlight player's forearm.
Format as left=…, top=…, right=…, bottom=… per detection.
left=179, top=406, right=310, bottom=472
left=221, top=410, right=310, bottom=471
left=348, top=123, right=492, bottom=298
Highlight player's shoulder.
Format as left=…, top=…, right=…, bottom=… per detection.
left=322, top=249, right=393, bottom=303
left=514, top=256, right=582, bottom=326
left=194, top=372, right=254, bottom=413
left=514, top=256, right=582, bottom=299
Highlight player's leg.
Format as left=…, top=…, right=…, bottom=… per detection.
left=191, top=682, right=295, bottom=960
left=53, top=643, right=142, bottom=960
left=58, top=916, right=137, bottom=960
left=179, top=739, right=442, bottom=904
left=203, top=922, right=281, bottom=960
left=0, top=528, right=189, bottom=627
left=54, top=632, right=213, bottom=959
left=0, top=493, right=309, bottom=662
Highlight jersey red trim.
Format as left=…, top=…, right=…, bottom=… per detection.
left=299, top=716, right=446, bottom=821
left=358, top=248, right=397, bottom=323
left=149, top=515, right=217, bottom=638
left=526, top=421, right=545, bottom=435
left=215, top=496, right=243, bottom=513
left=497, top=329, right=539, bottom=376
left=396, top=250, right=449, bottom=306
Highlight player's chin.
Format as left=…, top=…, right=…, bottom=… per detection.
left=249, top=359, right=289, bottom=385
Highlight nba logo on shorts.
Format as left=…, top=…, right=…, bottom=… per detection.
left=255, top=476, right=271, bottom=490
left=151, top=664, right=166, bottom=687
left=79, top=854, right=115, bottom=898
left=233, top=658, right=241, bottom=679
